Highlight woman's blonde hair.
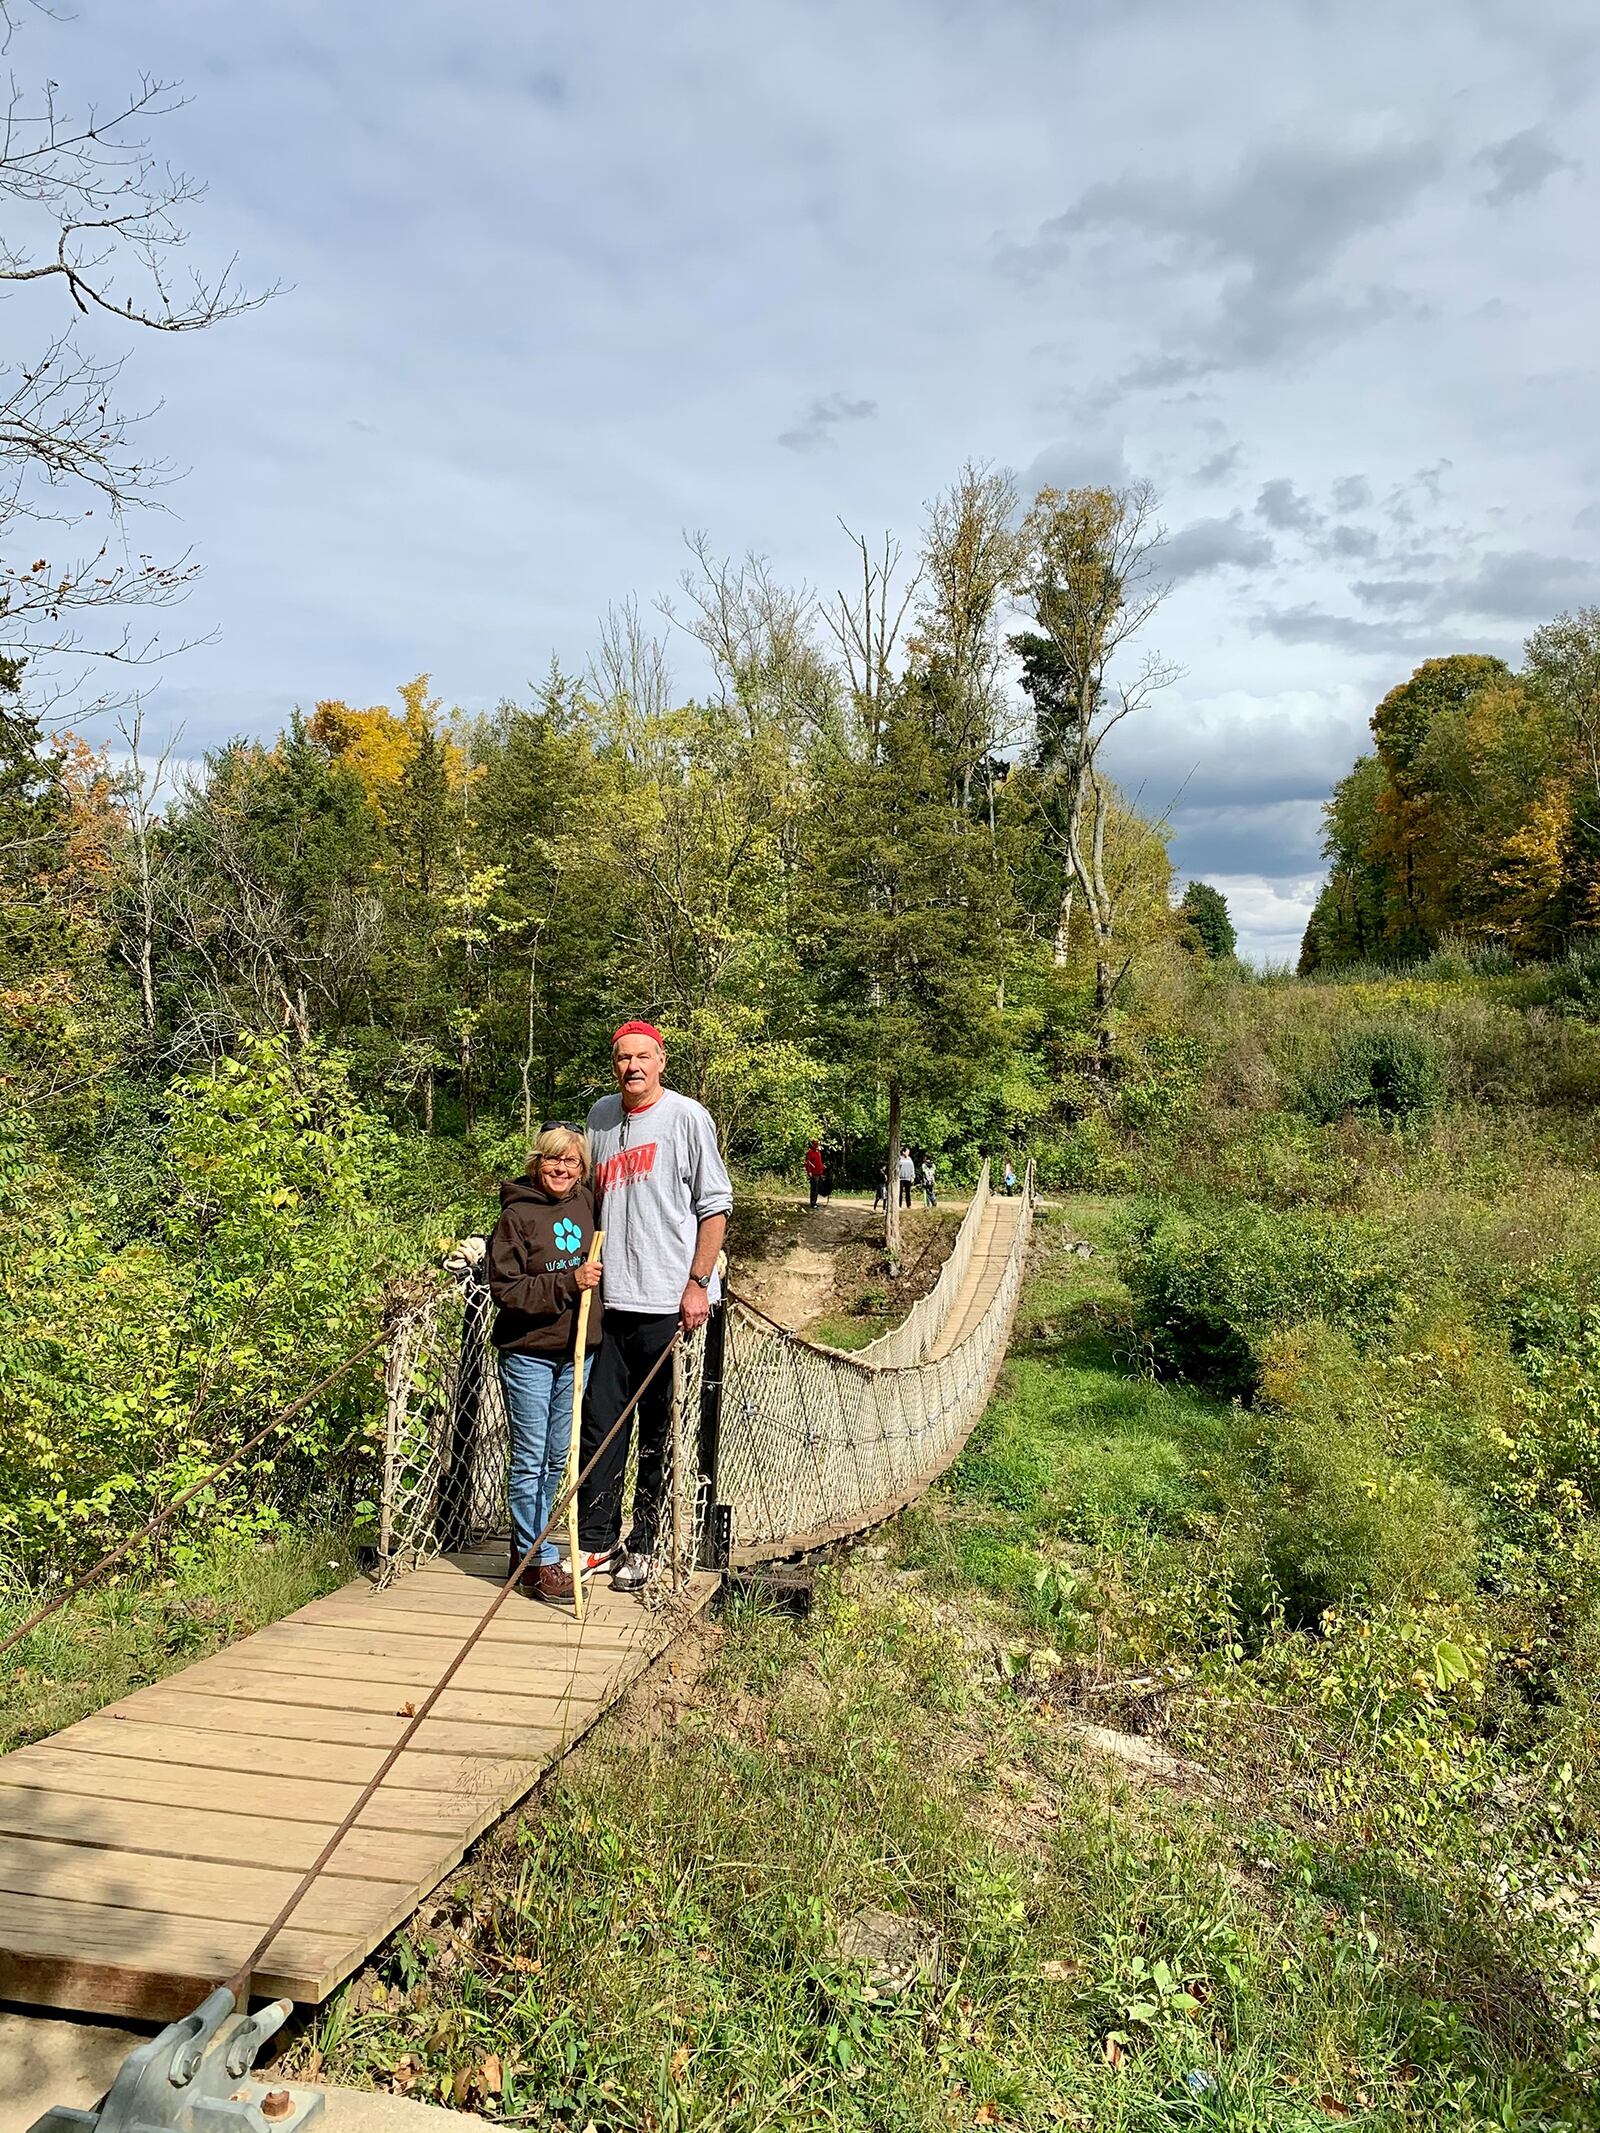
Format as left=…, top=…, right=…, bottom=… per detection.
left=526, top=1124, right=590, bottom=1184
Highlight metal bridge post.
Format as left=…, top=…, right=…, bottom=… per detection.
left=696, top=1294, right=732, bottom=1569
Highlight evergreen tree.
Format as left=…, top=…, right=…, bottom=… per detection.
left=1179, top=880, right=1236, bottom=960
left=799, top=675, right=1007, bottom=1264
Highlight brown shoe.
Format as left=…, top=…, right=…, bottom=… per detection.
left=534, top=1561, right=575, bottom=1603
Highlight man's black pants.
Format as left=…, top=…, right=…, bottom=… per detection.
left=576, top=1309, right=678, bottom=1557
left=899, top=1180, right=913, bottom=1208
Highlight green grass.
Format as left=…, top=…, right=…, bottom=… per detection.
left=0, top=1527, right=356, bottom=1752
left=804, top=1312, right=891, bottom=1351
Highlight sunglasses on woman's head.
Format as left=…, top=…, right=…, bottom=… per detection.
left=541, top=1120, right=580, bottom=1134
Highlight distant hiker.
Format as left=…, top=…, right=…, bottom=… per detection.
left=898, top=1149, right=915, bottom=1210
left=804, top=1139, right=826, bottom=1210
left=486, top=1125, right=603, bottom=1603
left=872, top=1162, right=888, bottom=1213
left=1003, top=1159, right=1017, bottom=1196
left=819, top=1149, right=834, bottom=1204
left=577, top=1021, right=733, bottom=1593
left=920, top=1155, right=937, bottom=1208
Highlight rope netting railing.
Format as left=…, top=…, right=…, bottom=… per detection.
left=376, top=1162, right=1034, bottom=1580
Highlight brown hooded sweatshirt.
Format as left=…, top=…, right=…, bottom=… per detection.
left=486, top=1176, right=603, bottom=1358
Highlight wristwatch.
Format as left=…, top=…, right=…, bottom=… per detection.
left=688, top=1271, right=712, bottom=1290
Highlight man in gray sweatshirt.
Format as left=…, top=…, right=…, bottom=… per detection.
left=576, top=1020, right=732, bottom=1588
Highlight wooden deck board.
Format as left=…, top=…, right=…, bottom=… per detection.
left=0, top=1557, right=714, bottom=2020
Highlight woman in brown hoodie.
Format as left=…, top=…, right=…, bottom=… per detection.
left=485, top=1125, right=604, bottom=1601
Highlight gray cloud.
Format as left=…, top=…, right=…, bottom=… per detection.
left=1168, top=803, right=1328, bottom=879
left=1332, top=475, right=1373, bottom=513
left=1250, top=601, right=1525, bottom=660
left=1161, top=513, right=1275, bottom=582
left=1325, top=523, right=1380, bottom=560
left=776, top=392, right=877, bottom=453
left=1353, top=546, right=1595, bottom=621
left=1475, top=125, right=1577, bottom=206
left=1008, top=136, right=1446, bottom=383
left=1250, top=606, right=1443, bottom=655
left=1256, top=478, right=1321, bottom=532
left=1194, top=442, right=1243, bottom=485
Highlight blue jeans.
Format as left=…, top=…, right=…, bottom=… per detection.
left=498, top=1350, right=589, bottom=1566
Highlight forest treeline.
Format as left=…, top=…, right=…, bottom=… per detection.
left=1301, top=610, right=1600, bottom=972
left=6, top=469, right=1218, bottom=1189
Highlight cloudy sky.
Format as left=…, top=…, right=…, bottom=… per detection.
left=25, top=0, right=1600, bottom=960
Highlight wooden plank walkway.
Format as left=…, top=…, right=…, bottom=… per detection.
left=928, top=1193, right=1022, bottom=1359
left=0, top=1554, right=713, bottom=2021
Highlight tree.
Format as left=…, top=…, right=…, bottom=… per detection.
left=1300, top=755, right=1390, bottom=972
left=1010, top=481, right=1177, bottom=1033
left=156, top=725, right=381, bottom=1060
left=1368, top=654, right=1511, bottom=955
left=0, top=657, right=127, bottom=1110
left=912, top=463, right=1020, bottom=809
left=0, top=5, right=267, bottom=703
left=800, top=681, right=1006, bottom=1266
left=1179, top=880, right=1236, bottom=960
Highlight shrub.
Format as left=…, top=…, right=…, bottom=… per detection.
left=1121, top=1198, right=1412, bottom=1398
left=1031, top=1115, right=1129, bottom=1192
left=0, top=1036, right=417, bottom=1581
left=1297, top=1017, right=1448, bottom=1125
left=1507, top=1293, right=1600, bottom=1512
left=1233, top=1325, right=1480, bottom=1619
left=1530, top=940, right=1600, bottom=1022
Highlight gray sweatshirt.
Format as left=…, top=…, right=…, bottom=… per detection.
left=585, top=1088, right=734, bottom=1313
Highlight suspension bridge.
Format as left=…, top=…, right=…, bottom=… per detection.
left=0, top=1165, right=1033, bottom=2036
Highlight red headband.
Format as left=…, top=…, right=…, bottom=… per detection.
left=612, top=1020, right=664, bottom=1050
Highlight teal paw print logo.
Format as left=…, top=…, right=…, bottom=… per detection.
left=554, top=1218, right=582, bottom=1253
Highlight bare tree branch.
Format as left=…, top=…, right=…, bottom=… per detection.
left=0, top=11, right=272, bottom=702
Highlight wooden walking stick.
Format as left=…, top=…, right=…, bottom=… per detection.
left=565, top=1229, right=604, bottom=1620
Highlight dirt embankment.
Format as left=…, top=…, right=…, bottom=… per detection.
left=727, top=1196, right=962, bottom=1338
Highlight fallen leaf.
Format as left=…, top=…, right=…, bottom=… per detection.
left=1037, top=1959, right=1076, bottom=1981
left=481, top=2054, right=503, bottom=2096
left=397, top=1701, right=417, bottom=1717
left=1101, top=2035, right=1126, bottom=2071
left=1317, top=2099, right=1354, bottom=2119
left=670, top=2045, right=691, bottom=2082
left=974, top=2106, right=1001, bottom=2126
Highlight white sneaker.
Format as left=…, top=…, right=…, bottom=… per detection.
left=577, top=1548, right=617, bottom=1574
left=612, top=1550, right=655, bottom=1592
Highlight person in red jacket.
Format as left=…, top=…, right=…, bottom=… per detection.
left=804, top=1139, right=826, bottom=1210
left=485, top=1125, right=604, bottom=1601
